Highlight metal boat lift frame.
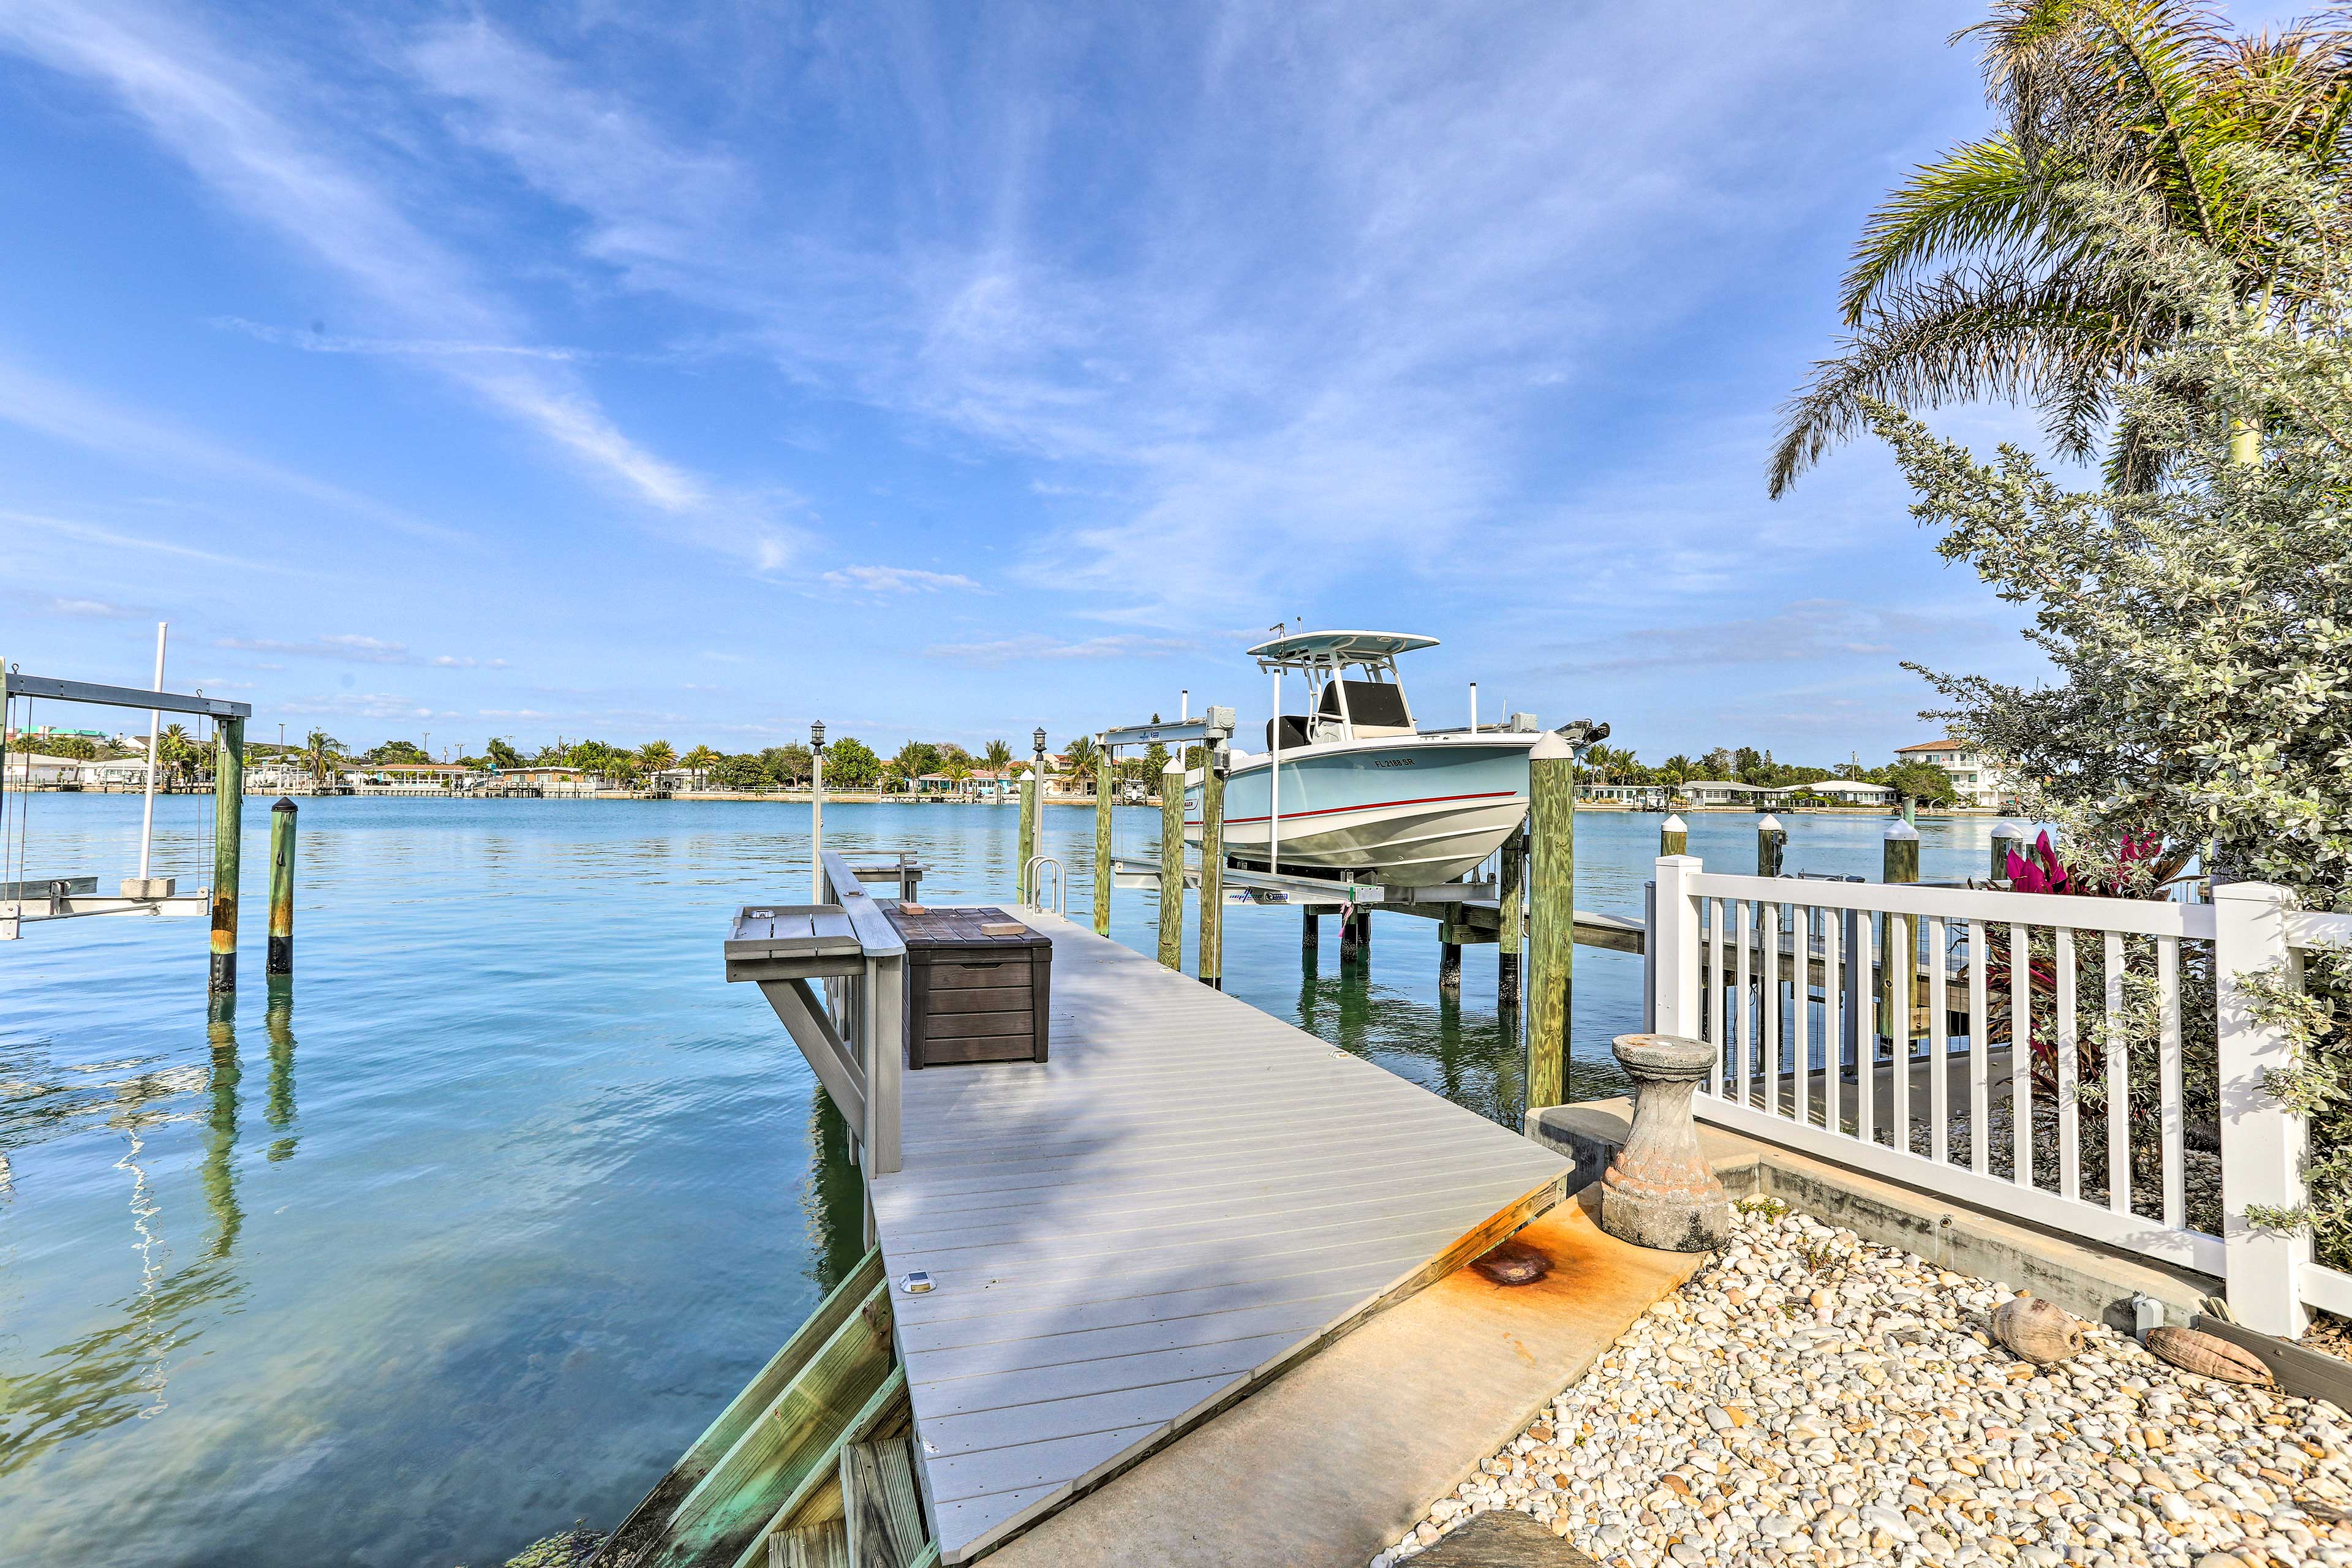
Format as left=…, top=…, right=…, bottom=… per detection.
left=1, top=668, right=251, bottom=939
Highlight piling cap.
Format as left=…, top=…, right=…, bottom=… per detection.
left=1662, top=813, right=1686, bottom=832
left=1527, top=731, right=1571, bottom=761
left=1885, top=819, right=1920, bottom=840
left=1163, top=756, right=1186, bottom=775
left=1994, top=818, right=2030, bottom=839
left=1758, top=814, right=1782, bottom=832
left=271, top=796, right=298, bottom=813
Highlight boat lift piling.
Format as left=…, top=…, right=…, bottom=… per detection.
left=1197, top=744, right=1226, bottom=989
left=1158, top=758, right=1185, bottom=968
left=266, top=798, right=297, bottom=976
left=208, top=717, right=245, bottom=993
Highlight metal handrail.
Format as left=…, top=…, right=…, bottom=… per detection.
left=1023, top=856, right=1066, bottom=916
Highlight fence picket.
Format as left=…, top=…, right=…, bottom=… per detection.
left=1968, top=918, right=1989, bottom=1174
left=1762, top=902, right=1780, bottom=1118
left=1929, top=914, right=1949, bottom=1164
left=2056, top=929, right=2079, bottom=1202
left=2011, top=921, right=2033, bottom=1191
left=1890, top=913, right=1910, bottom=1153
left=2158, top=934, right=2185, bottom=1232
left=1823, top=907, right=1842, bottom=1136
left=1736, top=900, right=1753, bottom=1108
left=2105, top=929, right=2128, bottom=1216
left=1792, top=903, right=1812, bottom=1131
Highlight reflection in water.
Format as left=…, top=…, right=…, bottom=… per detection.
left=803, top=1090, right=867, bottom=1296
left=265, top=979, right=298, bottom=1163
left=1292, top=949, right=1529, bottom=1127
left=1, top=998, right=250, bottom=1481
left=203, top=998, right=243, bottom=1261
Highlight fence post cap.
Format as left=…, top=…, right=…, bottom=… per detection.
left=271, top=796, right=298, bottom=813
left=2212, top=879, right=2290, bottom=903
left=1885, top=820, right=1920, bottom=841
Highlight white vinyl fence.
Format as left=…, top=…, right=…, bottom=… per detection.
left=1645, top=854, right=2345, bottom=1337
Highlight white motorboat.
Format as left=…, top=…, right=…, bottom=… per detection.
left=1182, top=630, right=1564, bottom=888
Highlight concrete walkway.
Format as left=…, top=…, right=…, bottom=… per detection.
left=983, top=1190, right=1700, bottom=1568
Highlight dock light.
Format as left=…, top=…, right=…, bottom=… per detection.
left=810, top=719, right=826, bottom=751
left=1032, top=726, right=1047, bottom=758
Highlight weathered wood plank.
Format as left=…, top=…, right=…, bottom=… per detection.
left=842, top=1438, right=927, bottom=1568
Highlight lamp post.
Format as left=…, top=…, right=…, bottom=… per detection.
left=1030, top=726, right=1049, bottom=895
left=810, top=719, right=827, bottom=903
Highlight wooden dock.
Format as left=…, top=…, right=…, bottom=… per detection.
left=867, top=910, right=1569, bottom=1562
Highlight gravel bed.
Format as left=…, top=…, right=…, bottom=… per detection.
left=1375, top=1200, right=2352, bottom=1568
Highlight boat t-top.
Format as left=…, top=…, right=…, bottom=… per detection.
left=1183, top=630, right=1567, bottom=888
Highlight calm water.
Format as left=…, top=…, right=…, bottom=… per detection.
left=0, top=796, right=1999, bottom=1567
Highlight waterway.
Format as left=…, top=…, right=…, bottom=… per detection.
left=0, top=796, right=2000, bottom=1567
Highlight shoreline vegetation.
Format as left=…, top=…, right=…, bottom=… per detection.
left=10, top=726, right=1989, bottom=810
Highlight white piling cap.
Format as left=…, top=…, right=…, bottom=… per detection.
left=1163, top=756, right=1185, bottom=775
left=1885, top=818, right=1919, bottom=840
left=1528, top=731, right=1572, bottom=761
left=1994, top=818, right=2030, bottom=839
left=1662, top=814, right=1686, bottom=832
left=1758, top=814, right=1782, bottom=832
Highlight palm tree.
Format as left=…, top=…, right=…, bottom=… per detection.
left=303, top=729, right=344, bottom=788
left=984, top=739, right=1013, bottom=772
left=1771, top=1, right=2352, bottom=496
left=1061, top=735, right=1102, bottom=794
left=637, top=740, right=677, bottom=778
left=680, top=744, right=722, bottom=789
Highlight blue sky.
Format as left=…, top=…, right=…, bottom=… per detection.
left=0, top=2, right=2285, bottom=764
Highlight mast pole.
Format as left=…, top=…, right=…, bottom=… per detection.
left=138, top=622, right=167, bottom=882
left=1268, top=663, right=1281, bottom=878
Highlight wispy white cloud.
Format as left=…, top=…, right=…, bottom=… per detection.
left=0, top=364, right=450, bottom=543
left=211, top=315, right=594, bottom=363
left=2, top=506, right=266, bottom=569
left=394, top=6, right=1969, bottom=627
left=0, top=1, right=799, bottom=567
left=924, top=633, right=1193, bottom=668
left=821, top=565, right=982, bottom=595
left=214, top=633, right=504, bottom=669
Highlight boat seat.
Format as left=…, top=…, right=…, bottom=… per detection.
left=1267, top=715, right=1313, bottom=750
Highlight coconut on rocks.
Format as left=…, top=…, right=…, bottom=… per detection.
left=1373, top=1199, right=2352, bottom=1568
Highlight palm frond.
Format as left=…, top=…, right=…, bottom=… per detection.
left=1842, top=135, right=2090, bottom=322
left=1770, top=265, right=2165, bottom=496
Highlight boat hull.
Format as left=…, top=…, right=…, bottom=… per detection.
left=1185, top=737, right=1537, bottom=886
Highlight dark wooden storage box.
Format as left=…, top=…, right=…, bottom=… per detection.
left=887, top=905, right=1052, bottom=1068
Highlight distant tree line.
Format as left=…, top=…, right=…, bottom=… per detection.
left=1576, top=744, right=1959, bottom=805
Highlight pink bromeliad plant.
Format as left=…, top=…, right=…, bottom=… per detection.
left=1988, top=829, right=2176, bottom=1111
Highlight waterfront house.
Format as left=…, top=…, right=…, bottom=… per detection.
left=1809, top=779, right=1898, bottom=805
left=1896, top=737, right=2009, bottom=808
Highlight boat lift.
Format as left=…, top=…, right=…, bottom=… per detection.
left=1, top=662, right=249, bottom=943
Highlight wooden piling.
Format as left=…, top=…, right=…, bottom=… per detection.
left=1438, top=938, right=1461, bottom=994
left=1525, top=734, right=1574, bottom=1110
left=1017, top=768, right=1038, bottom=907
left=1497, top=829, right=1525, bottom=1008
left=266, top=797, right=296, bottom=976
left=1302, top=910, right=1319, bottom=954
left=209, top=716, right=245, bottom=993
left=1991, top=821, right=2023, bottom=883
left=1158, top=759, right=1185, bottom=970
left=1197, top=746, right=1225, bottom=989
left=1879, top=820, right=1920, bottom=1039
left=1093, top=747, right=1112, bottom=937
left=1757, top=813, right=1786, bottom=878
left=1340, top=907, right=1361, bottom=966
left=1660, top=813, right=1687, bottom=858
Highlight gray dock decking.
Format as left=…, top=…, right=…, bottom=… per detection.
left=868, top=911, right=1569, bottom=1562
